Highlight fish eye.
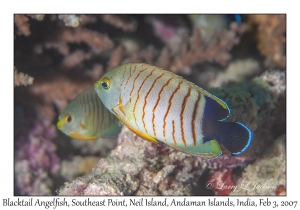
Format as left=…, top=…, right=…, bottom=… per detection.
left=64, top=114, right=73, bottom=123
left=101, top=77, right=111, bottom=90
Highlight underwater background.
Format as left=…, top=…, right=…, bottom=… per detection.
left=14, top=14, right=286, bottom=196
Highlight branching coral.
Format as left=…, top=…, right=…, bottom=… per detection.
left=29, top=74, right=93, bottom=121
left=14, top=14, right=31, bottom=36
left=145, top=16, right=248, bottom=74
left=14, top=67, right=34, bottom=87
left=247, top=14, right=286, bottom=70
left=102, top=14, right=137, bottom=31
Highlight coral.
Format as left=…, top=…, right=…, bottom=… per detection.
left=102, top=15, right=137, bottom=31
left=207, top=70, right=286, bottom=168
left=58, top=14, right=81, bottom=28
left=230, top=134, right=286, bottom=196
left=14, top=14, right=31, bottom=36
left=60, top=156, right=100, bottom=181
left=29, top=75, right=92, bottom=121
left=14, top=120, right=59, bottom=195
left=70, top=137, right=118, bottom=156
left=57, top=126, right=208, bottom=195
left=28, top=14, right=45, bottom=21
left=145, top=18, right=248, bottom=74
left=208, top=58, right=261, bottom=88
left=44, top=27, right=114, bottom=56
left=207, top=168, right=238, bottom=195
left=247, top=14, right=286, bottom=70
left=14, top=67, right=34, bottom=87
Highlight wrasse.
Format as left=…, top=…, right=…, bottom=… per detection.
left=57, top=87, right=121, bottom=140
left=94, top=63, right=252, bottom=159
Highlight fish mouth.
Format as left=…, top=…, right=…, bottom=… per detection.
left=57, top=121, right=64, bottom=130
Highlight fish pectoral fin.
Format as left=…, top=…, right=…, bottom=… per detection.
left=128, top=125, right=158, bottom=144
left=113, top=92, right=157, bottom=144
left=112, top=104, right=126, bottom=117
left=123, top=92, right=144, bottom=119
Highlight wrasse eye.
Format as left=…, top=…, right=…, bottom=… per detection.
left=101, top=77, right=111, bottom=90
left=64, top=114, right=73, bottom=123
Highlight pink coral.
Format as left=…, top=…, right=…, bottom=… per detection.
left=15, top=120, right=59, bottom=195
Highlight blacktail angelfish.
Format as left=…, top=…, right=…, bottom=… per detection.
left=94, top=63, right=252, bottom=159
left=57, top=87, right=122, bottom=140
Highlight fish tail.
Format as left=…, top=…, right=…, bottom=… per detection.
left=206, top=121, right=252, bottom=155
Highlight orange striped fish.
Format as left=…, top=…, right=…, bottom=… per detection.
left=57, top=87, right=122, bottom=140
left=94, top=63, right=252, bottom=159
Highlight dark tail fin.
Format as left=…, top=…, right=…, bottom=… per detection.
left=209, top=121, right=252, bottom=155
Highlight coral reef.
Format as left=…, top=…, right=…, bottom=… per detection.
left=230, top=134, right=286, bottom=196
left=14, top=67, right=34, bottom=87
left=102, top=15, right=137, bottom=32
left=57, top=126, right=208, bottom=195
left=14, top=120, right=59, bottom=195
left=206, top=70, right=286, bottom=170
left=247, top=14, right=286, bottom=70
left=60, top=156, right=100, bottom=182
left=14, top=14, right=31, bottom=36
left=14, top=14, right=286, bottom=195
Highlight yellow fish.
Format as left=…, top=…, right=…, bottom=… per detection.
left=57, top=87, right=121, bottom=140
left=94, top=63, right=252, bottom=159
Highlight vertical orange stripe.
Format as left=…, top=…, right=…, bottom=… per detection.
left=152, top=76, right=172, bottom=137
left=100, top=96, right=104, bottom=130
left=133, top=69, right=155, bottom=131
left=87, top=90, right=93, bottom=134
left=124, top=64, right=133, bottom=90
left=163, top=80, right=183, bottom=141
left=192, top=92, right=201, bottom=146
left=172, top=120, right=177, bottom=145
left=94, top=91, right=99, bottom=134
left=129, top=67, right=149, bottom=98
left=84, top=90, right=89, bottom=131
left=180, top=87, right=191, bottom=146
left=91, top=91, right=95, bottom=134
left=97, top=97, right=102, bottom=133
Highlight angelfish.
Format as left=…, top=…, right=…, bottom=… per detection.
left=57, top=87, right=122, bottom=140
left=94, top=63, right=252, bottom=159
